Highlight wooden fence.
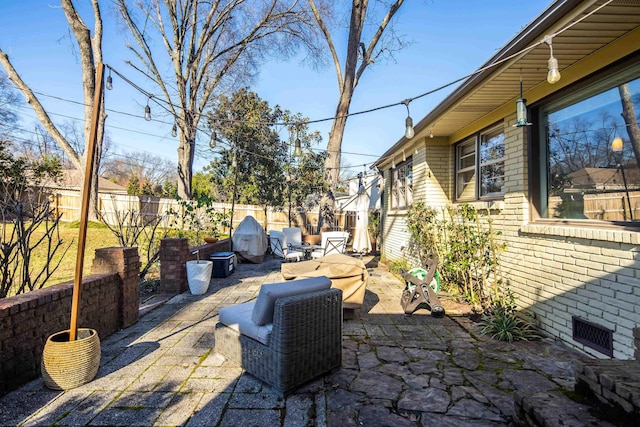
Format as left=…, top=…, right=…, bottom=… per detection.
left=549, top=190, right=640, bottom=221
left=51, top=190, right=358, bottom=237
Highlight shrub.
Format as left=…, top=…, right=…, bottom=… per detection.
left=479, top=291, right=540, bottom=342
left=0, top=143, right=70, bottom=298
left=406, top=202, right=506, bottom=311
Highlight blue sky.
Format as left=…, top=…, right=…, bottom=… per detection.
left=0, top=0, right=552, bottom=175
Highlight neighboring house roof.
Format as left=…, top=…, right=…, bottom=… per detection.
left=44, top=169, right=127, bottom=193
left=568, top=167, right=640, bottom=190
left=374, top=0, right=640, bottom=167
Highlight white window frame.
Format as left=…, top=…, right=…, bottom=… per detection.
left=455, top=124, right=505, bottom=201
left=391, top=158, right=413, bottom=209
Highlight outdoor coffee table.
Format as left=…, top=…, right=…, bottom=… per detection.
left=290, top=243, right=321, bottom=260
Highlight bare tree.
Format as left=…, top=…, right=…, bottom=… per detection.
left=115, top=0, right=320, bottom=200
left=0, top=72, right=20, bottom=134
left=102, top=150, right=177, bottom=193
left=0, top=0, right=106, bottom=219
left=308, top=0, right=406, bottom=227
left=0, top=141, right=71, bottom=298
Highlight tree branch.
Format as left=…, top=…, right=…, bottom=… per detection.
left=308, top=0, right=342, bottom=89
left=0, top=50, right=82, bottom=169
left=355, top=0, right=404, bottom=86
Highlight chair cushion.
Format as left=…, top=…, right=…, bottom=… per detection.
left=251, top=276, right=332, bottom=326
left=219, top=301, right=273, bottom=345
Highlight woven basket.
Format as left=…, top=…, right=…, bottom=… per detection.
left=41, top=328, right=101, bottom=390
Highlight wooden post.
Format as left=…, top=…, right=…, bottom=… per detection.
left=69, top=63, right=104, bottom=341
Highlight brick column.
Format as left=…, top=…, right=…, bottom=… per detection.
left=159, top=238, right=190, bottom=293
left=92, top=247, right=141, bottom=328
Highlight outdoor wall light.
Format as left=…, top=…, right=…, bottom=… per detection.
left=402, top=99, right=415, bottom=139
left=429, top=128, right=433, bottom=138
left=515, top=79, right=532, bottom=127
left=171, top=124, right=177, bottom=138
left=544, top=35, right=561, bottom=84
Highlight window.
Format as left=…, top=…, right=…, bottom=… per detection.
left=534, top=60, right=640, bottom=224
left=391, top=158, right=412, bottom=209
left=455, top=125, right=505, bottom=201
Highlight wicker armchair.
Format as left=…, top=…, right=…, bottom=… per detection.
left=214, top=287, right=343, bottom=396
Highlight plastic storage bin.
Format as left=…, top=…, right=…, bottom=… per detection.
left=210, top=252, right=235, bottom=278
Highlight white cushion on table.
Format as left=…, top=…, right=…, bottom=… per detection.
left=219, top=301, right=273, bottom=345
left=251, top=276, right=332, bottom=326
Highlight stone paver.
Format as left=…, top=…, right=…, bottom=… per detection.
left=0, top=256, right=594, bottom=426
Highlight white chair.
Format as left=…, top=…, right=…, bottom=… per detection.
left=282, top=227, right=305, bottom=262
left=311, top=231, right=349, bottom=259
left=269, top=230, right=285, bottom=258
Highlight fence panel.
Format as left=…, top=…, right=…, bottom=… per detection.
left=51, top=190, right=357, bottom=235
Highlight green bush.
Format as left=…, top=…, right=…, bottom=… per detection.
left=406, top=202, right=506, bottom=311
left=388, top=259, right=410, bottom=276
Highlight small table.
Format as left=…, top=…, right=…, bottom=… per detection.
left=291, top=244, right=321, bottom=260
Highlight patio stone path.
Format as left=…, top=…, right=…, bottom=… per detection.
left=0, top=256, right=605, bottom=426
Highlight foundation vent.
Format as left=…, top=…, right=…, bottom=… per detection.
left=572, top=316, right=613, bottom=357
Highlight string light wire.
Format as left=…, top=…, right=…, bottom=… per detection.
left=7, top=0, right=615, bottom=170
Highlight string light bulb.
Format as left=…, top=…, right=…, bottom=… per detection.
left=611, top=137, right=623, bottom=153
left=209, top=132, right=217, bottom=148
left=144, top=97, right=152, bottom=121
left=106, top=69, right=113, bottom=90
left=543, top=35, right=561, bottom=84
left=293, top=138, right=302, bottom=157
left=402, top=99, right=415, bottom=139
left=171, top=124, right=177, bottom=137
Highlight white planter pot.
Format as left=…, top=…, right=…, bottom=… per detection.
left=186, top=260, right=213, bottom=295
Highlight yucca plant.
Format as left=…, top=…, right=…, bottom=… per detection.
left=479, top=296, right=540, bottom=342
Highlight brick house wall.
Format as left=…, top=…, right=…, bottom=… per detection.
left=381, top=114, right=640, bottom=359
left=0, top=247, right=140, bottom=397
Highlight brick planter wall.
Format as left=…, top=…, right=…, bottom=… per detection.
left=159, top=238, right=232, bottom=293
left=91, top=247, right=141, bottom=328
left=0, top=247, right=140, bottom=397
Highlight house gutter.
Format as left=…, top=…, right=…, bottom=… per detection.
left=373, top=0, right=586, bottom=169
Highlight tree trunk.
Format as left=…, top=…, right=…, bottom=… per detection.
left=318, top=0, right=366, bottom=230
left=177, top=136, right=194, bottom=200
left=619, top=83, right=640, bottom=165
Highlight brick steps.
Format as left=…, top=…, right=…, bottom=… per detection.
left=513, top=390, right=616, bottom=427
left=515, top=359, right=640, bottom=426
left=574, top=359, right=640, bottom=417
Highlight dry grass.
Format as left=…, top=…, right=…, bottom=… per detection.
left=30, top=221, right=122, bottom=286
left=9, top=220, right=228, bottom=295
